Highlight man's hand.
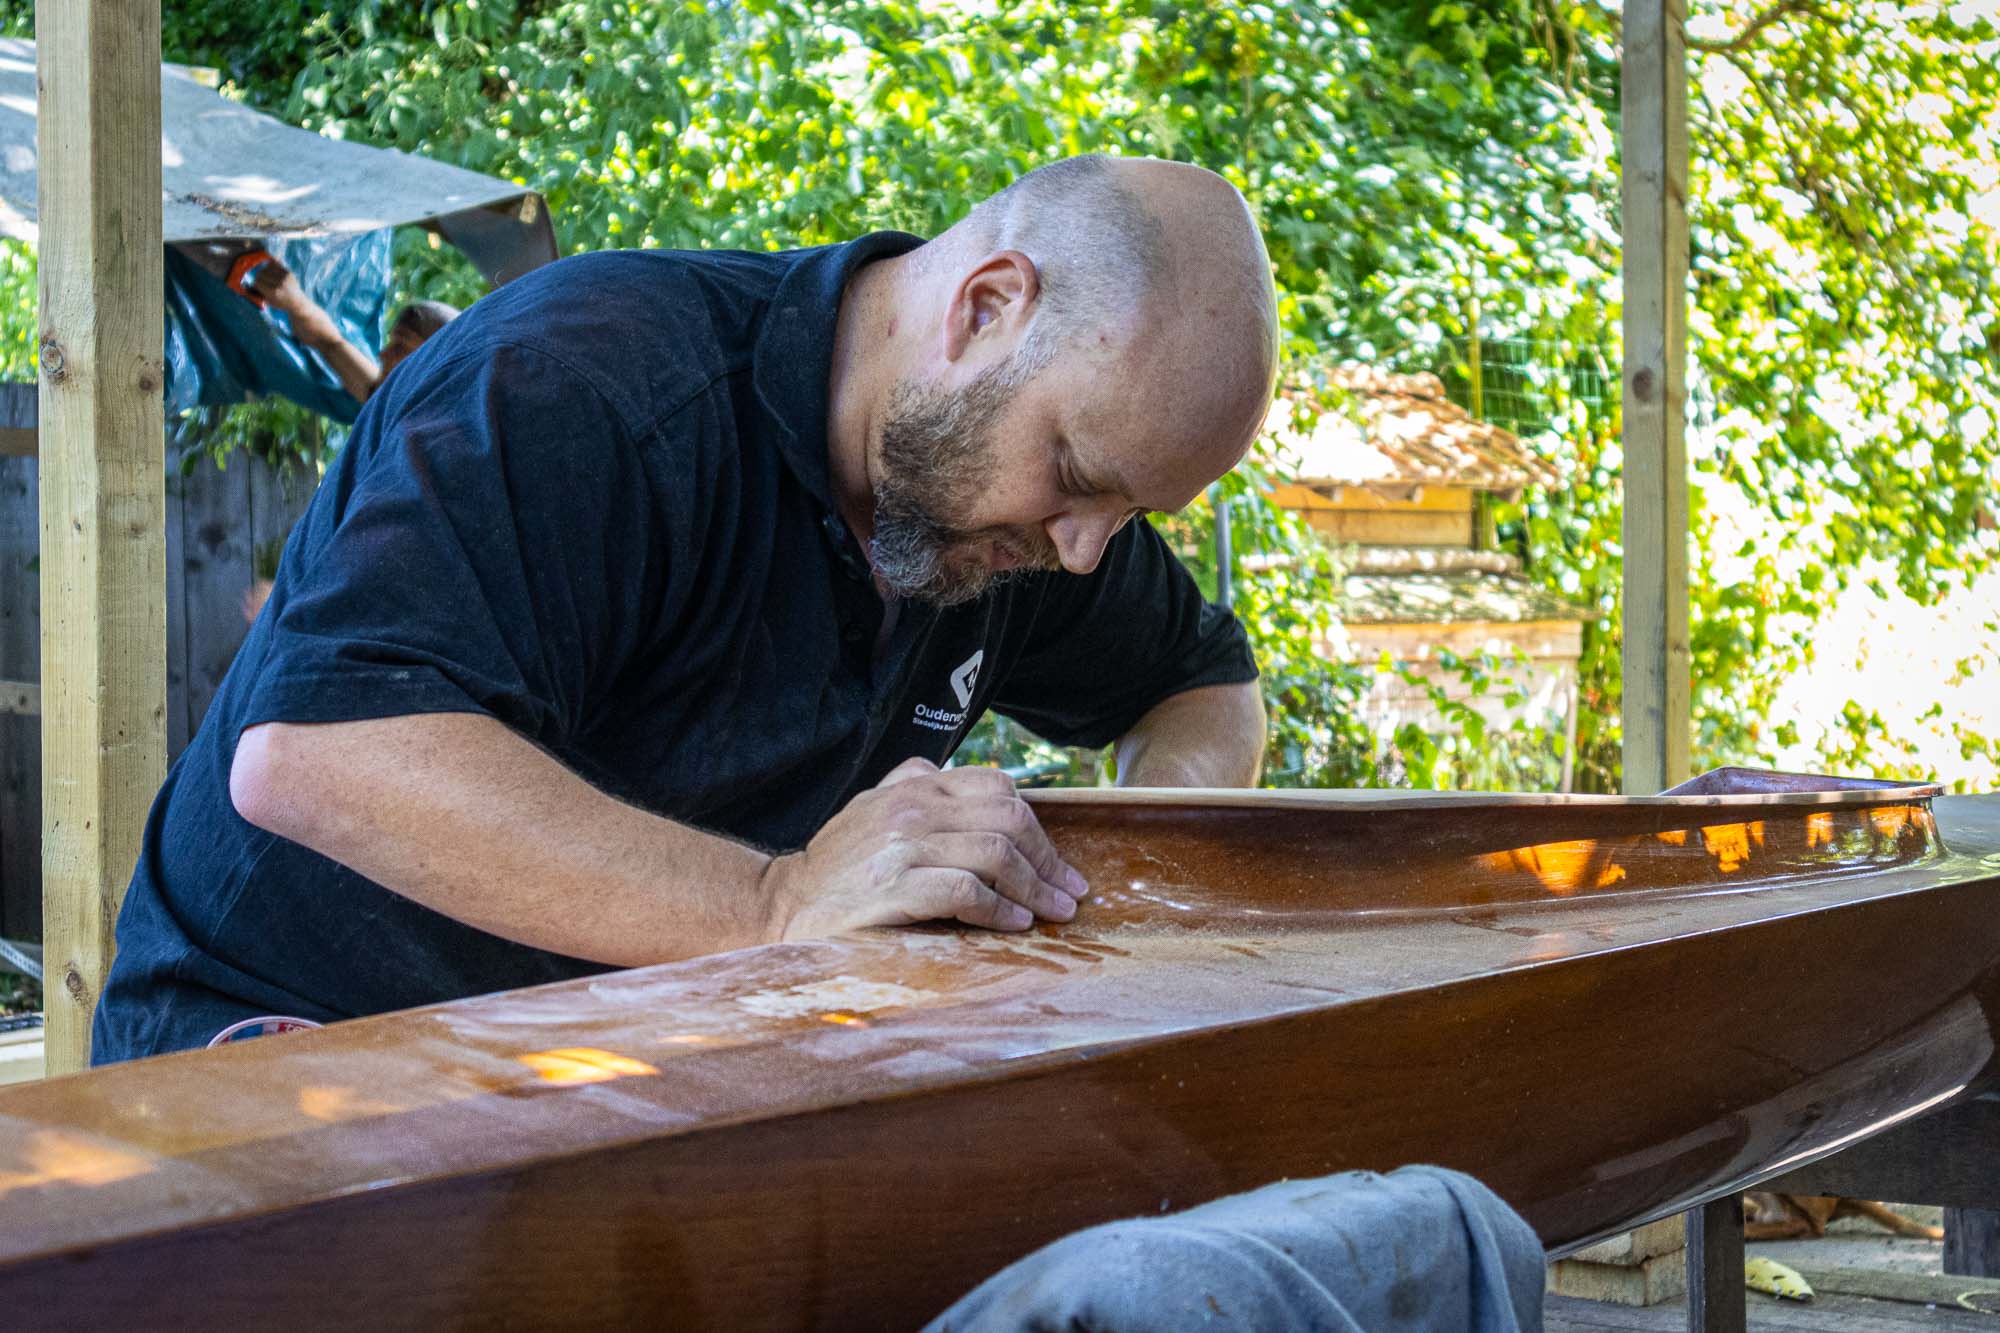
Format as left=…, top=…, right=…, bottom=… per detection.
left=764, top=758, right=1088, bottom=939
left=246, top=255, right=312, bottom=316
left=244, top=256, right=383, bottom=403
left=242, top=577, right=274, bottom=625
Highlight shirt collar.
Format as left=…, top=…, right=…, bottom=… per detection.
left=753, top=229, right=926, bottom=511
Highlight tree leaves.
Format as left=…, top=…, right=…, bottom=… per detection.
left=0, top=0, right=1988, bottom=787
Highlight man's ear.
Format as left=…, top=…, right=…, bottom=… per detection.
left=943, top=250, right=1040, bottom=363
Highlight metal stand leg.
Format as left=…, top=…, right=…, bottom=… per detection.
left=1687, top=1194, right=1745, bottom=1333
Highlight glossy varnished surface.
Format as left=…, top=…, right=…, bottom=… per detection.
left=1, top=783, right=1995, bottom=1330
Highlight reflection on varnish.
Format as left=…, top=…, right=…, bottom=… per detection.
left=1479, top=840, right=1628, bottom=896
left=1871, top=807, right=1913, bottom=839
left=516, top=1048, right=660, bottom=1086
left=1466, top=807, right=1933, bottom=907
left=1700, top=821, right=1766, bottom=874
left=0, top=1130, right=154, bottom=1198
left=298, top=1086, right=407, bottom=1123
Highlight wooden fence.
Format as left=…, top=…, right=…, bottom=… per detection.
left=0, top=450, right=315, bottom=941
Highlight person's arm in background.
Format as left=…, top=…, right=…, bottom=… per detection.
left=1115, top=679, right=1265, bottom=787
left=250, top=257, right=382, bottom=403
left=238, top=256, right=384, bottom=626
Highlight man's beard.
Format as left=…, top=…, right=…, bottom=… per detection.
left=870, top=356, right=1062, bottom=607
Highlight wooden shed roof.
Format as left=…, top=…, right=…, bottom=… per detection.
left=1264, top=364, right=1561, bottom=493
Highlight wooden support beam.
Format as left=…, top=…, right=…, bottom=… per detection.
left=1686, top=1193, right=1746, bottom=1333
left=1620, top=0, right=1691, bottom=795
left=35, top=1, right=168, bottom=1074
left=1946, top=1209, right=2000, bottom=1278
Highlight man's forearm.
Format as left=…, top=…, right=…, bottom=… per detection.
left=289, top=314, right=382, bottom=403
left=266, top=290, right=381, bottom=402
left=1113, top=680, right=1266, bottom=787
left=231, top=712, right=778, bottom=966
left=251, top=261, right=383, bottom=402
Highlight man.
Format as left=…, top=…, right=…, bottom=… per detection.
left=93, top=155, right=1278, bottom=1063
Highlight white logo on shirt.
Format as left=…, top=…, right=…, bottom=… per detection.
left=950, top=650, right=984, bottom=708
left=913, top=650, right=985, bottom=733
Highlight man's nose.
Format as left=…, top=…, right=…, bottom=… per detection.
left=1046, top=508, right=1126, bottom=576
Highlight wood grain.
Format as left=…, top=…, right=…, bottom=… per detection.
left=1687, top=1193, right=1747, bottom=1333
left=1619, top=0, right=1691, bottom=795
left=34, top=0, right=169, bottom=1072
left=0, top=791, right=1994, bottom=1328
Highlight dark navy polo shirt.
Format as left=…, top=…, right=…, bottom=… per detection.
left=93, top=232, right=1256, bottom=1063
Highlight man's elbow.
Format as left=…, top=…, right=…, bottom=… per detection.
left=1226, top=681, right=1267, bottom=784
left=1191, top=680, right=1267, bottom=786
left=230, top=722, right=312, bottom=839
left=1238, top=679, right=1267, bottom=733
left=1117, top=680, right=1267, bottom=788
left=1205, top=678, right=1267, bottom=746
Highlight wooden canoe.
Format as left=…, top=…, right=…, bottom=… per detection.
left=2, top=771, right=1997, bottom=1329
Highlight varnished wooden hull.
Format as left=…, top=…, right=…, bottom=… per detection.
left=1, top=777, right=1996, bottom=1330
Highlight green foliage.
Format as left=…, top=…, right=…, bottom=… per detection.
left=1679, top=1, right=2000, bottom=776
left=1388, top=648, right=1571, bottom=791
left=1163, top=467, right=1385, bottom=788
left=0, top=959, right=35, bottom=1011
left=0, top=239, right=31, bottom=377
left=0, top=971, right=35, bottom=1015
left=166, top=398, right=331, bottom=479
left=0, top=0, right=1991, bottom=790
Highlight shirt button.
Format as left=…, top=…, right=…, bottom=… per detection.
left=842, top=623, right=864, bottom=644
left=823, top=514, right=868, bottom=579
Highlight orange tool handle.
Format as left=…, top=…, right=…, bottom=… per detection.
left=227, top=249, right=276, bottom=309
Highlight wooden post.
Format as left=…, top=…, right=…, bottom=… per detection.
left=1686, top=1193, right=1746, bottom=1333
left=1620, top=0, right=1691, bottom=796
left=36, top=2, right=168, bottom=1073
left=1946, top=1208, right=2000, bottom=1278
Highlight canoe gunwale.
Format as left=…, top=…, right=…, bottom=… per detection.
left=1026, top=772, right=1940, bottom=815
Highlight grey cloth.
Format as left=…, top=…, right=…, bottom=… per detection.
left=926, top=1166, right=1544, bottom=1332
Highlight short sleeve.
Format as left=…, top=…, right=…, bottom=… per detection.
left=989, top=520, right=1257, bottom=749
left=236, top=342, right=660, bottom=746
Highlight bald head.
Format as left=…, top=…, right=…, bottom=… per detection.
left=932, top=154, right=1280, bottom=452
left=951, top=155, right=1169, bottom=349
left=830, top=155, right=1281, bottom=605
